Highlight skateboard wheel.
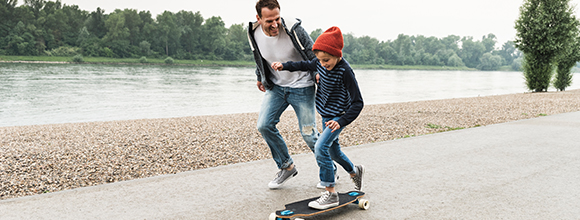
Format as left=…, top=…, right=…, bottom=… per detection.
left=358, top=199, right=370, bottom=210
left=295, top=218, right=305, bottom=220
left=268, top=212, right=276, bottom=220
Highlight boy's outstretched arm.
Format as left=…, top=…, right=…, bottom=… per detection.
left=272, top=60, right=318, bottom=72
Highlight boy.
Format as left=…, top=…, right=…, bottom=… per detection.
left=271, top=26, right=365, bottom=210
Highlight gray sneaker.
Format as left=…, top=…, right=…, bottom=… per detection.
left=308, top=191, right=339, bottom=210
left=351, top=165, right=365, bottom=191
left=268, top=166, right=298, bottom=189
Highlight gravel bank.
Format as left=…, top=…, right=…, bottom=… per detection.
left=2, top=90, right=580, bottom=200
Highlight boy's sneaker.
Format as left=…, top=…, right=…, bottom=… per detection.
left=308, top=191, right=339, bottom=210
left=351, top=165, right=365, bottom=191
left=268, top=166, right=298, bottom=189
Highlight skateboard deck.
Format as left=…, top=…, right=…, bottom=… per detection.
left=269, top=191, right=369, bottom=220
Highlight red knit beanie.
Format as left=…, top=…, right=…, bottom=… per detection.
left=313, top=26, right=343, bottom=58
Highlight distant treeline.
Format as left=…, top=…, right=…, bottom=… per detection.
left=1, top=0, right=522, bottom=70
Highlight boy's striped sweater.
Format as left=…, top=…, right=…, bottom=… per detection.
left=282, top=58, right=364, bottom=127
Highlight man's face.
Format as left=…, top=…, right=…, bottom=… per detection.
left=257, top=7, right=281, bottom=37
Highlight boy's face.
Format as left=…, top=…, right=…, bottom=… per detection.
left=315, top=51, right=341, bottom=71
left=256, top=7, right=281, bottom=37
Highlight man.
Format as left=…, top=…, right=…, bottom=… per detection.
left=247, top=0, right=318, bottom=189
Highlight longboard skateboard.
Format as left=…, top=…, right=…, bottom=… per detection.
left=269, top=191, right=369, bottom=220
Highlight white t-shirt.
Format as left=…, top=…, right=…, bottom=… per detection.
left=254, top=25, right=314, bottom=88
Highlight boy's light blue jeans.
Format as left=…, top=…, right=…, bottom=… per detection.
left=257, top=84, right=318, bottom=169
left=316, top=116, right=355, bottom=188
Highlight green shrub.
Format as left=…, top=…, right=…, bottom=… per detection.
left=164, top=57, right=174, bottom=64
left=72, top=54, right=84, bottom=63
left=100, top=47, right=115, bottom=58
left=49, top=46, right=82, bottom=56
left=139, top=56, right=148, bottom=63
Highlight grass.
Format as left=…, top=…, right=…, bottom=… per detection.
left=425, top=123, right=466, bottom=131
left=350, top=64, right=476, bottom=71
left=0, top=55, right=255, bottom=67
left=426, top=123, right=442, bottom=129
left=0, top=55, right=72, bottom=62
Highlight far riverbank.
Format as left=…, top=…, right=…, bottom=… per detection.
left=0, top=55, right=477, bottom=71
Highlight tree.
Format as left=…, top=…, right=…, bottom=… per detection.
left=121, top=9, right=143, bottom=46
left=224, top=23, right=249, bottom=60
left=60, top=4, right=87, bottom=46
left=138, top=11, right=156, bottom=55
left=515, top=0, right=579, bottom=92
left=156, top=11, right=181, bottom=56
left=0, top=0, right=19, bottom=48
left=76, top=26, right=90, bottom=45
left=392, top=34, right=415, bottom=65
left=554, top=35, right=580, bottom=91
left=353, top=36, right=382, bottom=64
left=139, top=40, right=151, bottom=55
left=435, top=49, right=455, bottom=66
left=497, top=41, right=520, bottom=66
left=481, top=33, right=497, bottom=53
left=447, top=53, right=465, bottom=67
left=441, top=35, right=461, bottom=53
left=342, top=33, right=360, bottom=62
left=414, top=35, right=444, bottom=55
left=376, top=42, right=397, bottom=64
left=85, top=7, right=107, bottom=38
left=200, top=16, right=226, bottom=58
left=477, top=52, right=503, bottom=70
left=24, top=0, right=45, bottom=17
left=512, top=57, right=524, bottom=71
left=103, top=10, right=129, bottom=42
left=460, top=36, right=486, bottom=68
left=176, top=10, right=203, bottom=56
left=5, top=21, right=26, bottom=55
left=310, top=28, right=322, bottom=42
left=101, top=9, right=130, bottom=57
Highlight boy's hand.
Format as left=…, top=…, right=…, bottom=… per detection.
left=325, top=120, right=341, bottom=133
left=271, top=62, right=283, bottom=71
left=316, top=73, right=320, bottom=83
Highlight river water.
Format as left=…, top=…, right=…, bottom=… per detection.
left=1, top=63, right=578, bottom=127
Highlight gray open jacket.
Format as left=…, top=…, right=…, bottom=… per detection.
left=247, top=17, right=316, bottom=90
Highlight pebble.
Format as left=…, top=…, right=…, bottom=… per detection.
left=1, top=90, right=580, bottom=200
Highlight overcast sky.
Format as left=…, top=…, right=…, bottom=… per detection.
left=54, top=0, right=580, bottom=47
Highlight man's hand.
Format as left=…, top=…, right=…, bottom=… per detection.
left=257, top=81, right=266, bottom=92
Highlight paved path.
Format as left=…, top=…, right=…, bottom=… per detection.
left=2, top=112, right=580, bottom=219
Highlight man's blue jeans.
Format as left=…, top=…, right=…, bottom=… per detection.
left=316, top=116, right=355, bottom=188
left=257, top=84, right=318, bottom=169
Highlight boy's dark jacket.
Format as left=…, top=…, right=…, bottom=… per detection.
left=247, top=17, right=316, bottom=90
